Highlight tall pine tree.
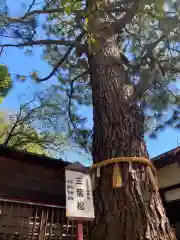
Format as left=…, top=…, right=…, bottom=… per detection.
left=0, top=0, right=179, bottom=239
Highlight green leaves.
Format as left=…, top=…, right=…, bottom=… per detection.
left=155, top=0, right=164, bottom=14
left=0, top=64, right=12, bottom=104
left=62, top=0, right=82, bottom=15
left=0, top=87, right=68, bottom=157
left=140, top=0, right=165, bottom=20
left=0, top=65, right=11, bottom=87
left=0, top=96, right=3, bottom=104
left=64, top=3, right=72, bottom=15
left=141, top=0, right=164, bottom=14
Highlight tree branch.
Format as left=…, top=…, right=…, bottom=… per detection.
left=0, top=46, right=4, bottom=56
left=170, top=48, right=180, bottom=54
left=68, top=71, right=88, bottom=129
left=37, top=31, right=86, bottom=82
left=3, top=112, right=21, bottom=145
left=0, top=39, right=79, bottom=48
left=133, top=69, right=157, bottom=99
left=106, top=0, right=136, bottom=13
left=132, top=53, right=166, bottom=100
left=145, top=35, right=165, bottom=54
left=24, top=0, right=36, bottom=19
left=162, top=63, right=180, bottom=74
left=0, top=8, right=65, bottom=23
left=130, top=60, right=180, bottom=101
left=111, top=0, right=140, bottom=33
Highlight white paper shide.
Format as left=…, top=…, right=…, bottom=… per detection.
left=65, top=170, right=95, bottom=220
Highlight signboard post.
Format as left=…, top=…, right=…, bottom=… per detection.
left=76, top=221, right=83, bottom=240
left=65, top=162, right=95, bottom=240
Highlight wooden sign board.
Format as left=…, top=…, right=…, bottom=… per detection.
left=65, top=162, right=95, bottom=221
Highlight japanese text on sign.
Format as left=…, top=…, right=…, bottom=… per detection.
left=65, top=170, right=95, bottom=220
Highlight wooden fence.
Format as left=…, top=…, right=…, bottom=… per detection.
left=0, top=200, right=89, bottom=240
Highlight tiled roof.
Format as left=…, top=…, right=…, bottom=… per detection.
left=0, top=144, right=69, bottom=170
left=152, top=147, right=180, bottom=169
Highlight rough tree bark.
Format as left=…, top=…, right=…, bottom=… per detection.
left=88, top=34, right=176, bottom=240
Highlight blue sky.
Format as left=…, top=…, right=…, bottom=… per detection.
left=0, top=0, right=179, bottom=166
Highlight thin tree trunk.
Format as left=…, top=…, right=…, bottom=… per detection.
left=4, top=120, right=19, bottom=145
left=88, top=35, right=176, bottom=240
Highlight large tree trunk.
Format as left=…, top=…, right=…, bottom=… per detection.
left=88, top=35, right=176, bottom=240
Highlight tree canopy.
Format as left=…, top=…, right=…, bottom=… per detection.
left=0, top=0, right=179, bottom=150
left=0, top=87, right=68, bottom=157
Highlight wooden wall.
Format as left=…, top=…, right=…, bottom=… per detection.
left=156, top=162, right=180, bottom=189
left=0, top=156, right=66, bottom=206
